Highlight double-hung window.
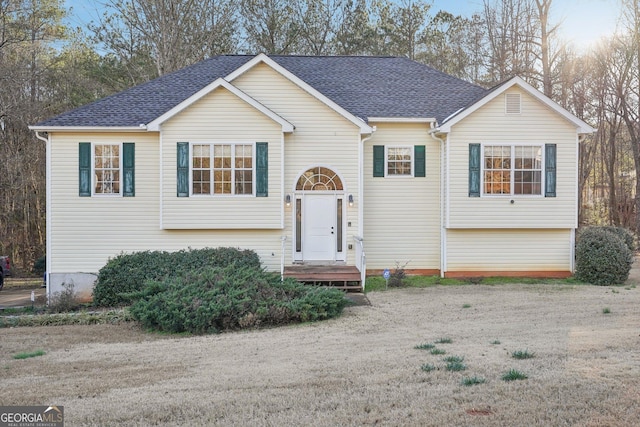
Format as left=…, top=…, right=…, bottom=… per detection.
left=482, top=144, right=543, bottom=196
left=191, top=143, right=254, bottom=196
left=373, top=145, right=425, bottom=177
left=79, top=142, right=135, bottom=197
left=94, top=144, right=121, bottom=195
left=386, top=146, right=413, bottom=176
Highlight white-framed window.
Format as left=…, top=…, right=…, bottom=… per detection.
left=483, top=144, right=543, bottom=196
left=191, top=143, right=254, bottom=196
left=93, top=143, right=121, bottom=195
left=385, top=146, right=413, bottom=176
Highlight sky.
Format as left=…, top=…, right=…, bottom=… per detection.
left=431, top=0, right=621, bottom=50
left=64, top=0, right=622, bottom=52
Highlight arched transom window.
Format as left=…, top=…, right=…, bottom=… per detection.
left=296, top=167, right=343, bottom=191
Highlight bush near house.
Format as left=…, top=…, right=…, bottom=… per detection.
left=93, top=247, right=261, bottom=306
left=129, top=265, right=348, bottom=334
left=575, top=226, right=634, bottom=286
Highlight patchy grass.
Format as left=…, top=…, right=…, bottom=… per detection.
left=462, top=304, right=471, bottom=308
left=420, top=363, right=436, bottom=372
left=430, top=348, right=446, bottom=355
left=502, top=369, right=528, bottom=381
left=603, top=307, right=611, bottom=314
left=2, top=284, right=639, bottom=426
left=434, top=337, right=453, bottom=344
left=445, top=360, right=467, bottom=372
left=0, top=310, right=134, bottom=328
left=461, top=376, right=486, bottom=386
left=13, top=350, right=46, bottom=360
left=365, top=275, right=578, bottom=292
left=444, top=356, right=466, bottom=372
left=490, top=339, right=501, bottom=345
left=414, top=343, right=435, bottom=350
left=365, top=275, right=465, bottom=291
left=511, top=349, right=535, bottom=360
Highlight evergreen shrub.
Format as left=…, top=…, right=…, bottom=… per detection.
left=575, top=226, right=634, bottom=286
left=129, top=265, right=348, bottom=334
left=93, top=247, right=260, bottom=306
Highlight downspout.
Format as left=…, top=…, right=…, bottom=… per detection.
left=428, top=124, right=446, bottom=278
left=572, top=133, right=588, bottom=272
left=359, top=128, right=376, bottom=240
left=358, top=127, right=376, bottom=284
left=35, top=131, right=51, bottom=305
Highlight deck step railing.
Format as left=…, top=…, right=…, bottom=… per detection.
left=354, top=235, right=366, bottom=291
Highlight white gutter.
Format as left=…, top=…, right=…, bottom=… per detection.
left=428, top=124, right=446, bottom=278
left=368, top=117, right=437, bottom=123
left=35, top=131, right=51, bottom=304
left=29, top=126, right=148, bottom=133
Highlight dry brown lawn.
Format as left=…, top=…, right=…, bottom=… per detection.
left=2, top=282, right=640, bottom=426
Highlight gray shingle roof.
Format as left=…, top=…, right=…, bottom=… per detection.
left=35, top=55, right=488, bottom=127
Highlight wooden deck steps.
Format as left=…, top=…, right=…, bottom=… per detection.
left=283, top=265, right=362, bottom=290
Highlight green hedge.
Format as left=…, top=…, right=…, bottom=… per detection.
left=575, top=226, right=634, bottom=286
left=93, top=247, right=261, bottom=307
left=129, top=265, right=348, bottom=334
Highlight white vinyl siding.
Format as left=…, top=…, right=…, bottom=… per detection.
left=446, top=229, right=572, bottom=272
left=49, top=133, right=285, bottom=275
left=233, top=63, right=361, bottom=266
left=161, top=86, right=283, bottom=229
left=447, top=87, right=578, bottom=229
left=363, top=122, right=440, bottom=270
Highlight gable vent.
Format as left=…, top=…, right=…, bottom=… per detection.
left=505, top=93, right=521, bottom=115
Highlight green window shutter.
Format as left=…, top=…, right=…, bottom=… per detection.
left=545, top=143, right=557, bottom=197
left=177, top=142, right=189, bottom=197
left=256, top=142, right=268, bottom=197
left=414, top=145, right=426, bottom=177
left=79, top=142, right=91, bottom=197
left=469, top=143, right=481, bottom=197
left=373, top=145, right=384, bottom=177
left=123, top=143, right=135, bottom=197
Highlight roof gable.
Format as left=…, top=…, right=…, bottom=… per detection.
left=146, top=78, right=294, bottom=132
left=226, top=54, right=372, bottom=134
left=438, top=76, right=595, bottom=134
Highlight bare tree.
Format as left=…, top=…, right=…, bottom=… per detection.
left=482, top=0, right=537, bottom=84
left=95, top=0, right=239, bottom=76
left=241, top=0, right=299, bottom=54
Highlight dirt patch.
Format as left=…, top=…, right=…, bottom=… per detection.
left=2, top=282, right=639, bottom=426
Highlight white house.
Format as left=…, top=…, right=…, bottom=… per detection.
left=30, top=54, right=594, bottom=300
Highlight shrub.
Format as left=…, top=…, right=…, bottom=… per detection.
left=599, top=226, right=635, bottom=252
left=387, top=261, right=408, bottom=287
left=48, top=283, right=82, bottom=313
left=129, top=265, right=348, bottom=334
left=575, top=227, right=634, bottom=286
left=33, top=255, right=46, bottom=275
left=93, top=247, right=261, bottom=307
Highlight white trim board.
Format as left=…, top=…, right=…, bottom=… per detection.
left=438, top=76, right=595, bottom=134
left=146, top=78, right=294, bottom=132
left=225, top=54, right=373, bottom=135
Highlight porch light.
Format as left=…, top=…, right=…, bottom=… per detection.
left=348, top=194, right=354, bottom=207
left=285, top=194, right=291, bottom=206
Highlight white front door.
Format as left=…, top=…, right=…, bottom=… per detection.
left=303, top=194, right=336, bottom=261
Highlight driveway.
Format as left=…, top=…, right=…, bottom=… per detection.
left=0, top=279, right=46, bottom=309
